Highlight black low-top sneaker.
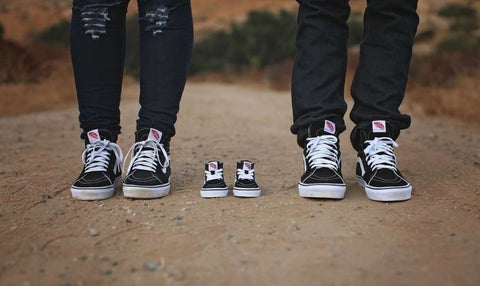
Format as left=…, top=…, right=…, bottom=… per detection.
left=200, top=161, right=228, bottom=198
left=123, top=128, right=171, bottom=199
left=355, top=120, right=412, bottom=201
left=71, top=129, right=123, bottom=201
left=233, top=160, right=261, bottom=198
left=298, top=120, right=346, bottom=199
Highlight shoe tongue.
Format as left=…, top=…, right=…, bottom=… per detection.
left=86, top=129, right=113, bottom=144
left=206, top=161, right=222, bottom=171
left=363, top=121, right=397, bottom=141
left=136, top=128, right=162, bottom=143
left=238, top=160, right=254, bottom=171
left=308, top=120, right=338, bottom=137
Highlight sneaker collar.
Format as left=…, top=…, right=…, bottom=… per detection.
left=135, top=128, right=170, bottom=144
left=307, top=120, right=340, bottom=138
left=85, top=129, right=114, bottom=145
left=356, top=121, right=400, bottom=149
left=206, top=161, right=223, bottom=172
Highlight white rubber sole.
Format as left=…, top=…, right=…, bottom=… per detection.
left=71, top=176, right=122, bottom=201
left=123, top=182, right=170, bottom=199
left=298, top=183, right=346, bottom=199
left=233, top=187, right=261, bottom=198
left=200, top=188, right=229, bottom=198
left=356, top=175, right=412, bottom=202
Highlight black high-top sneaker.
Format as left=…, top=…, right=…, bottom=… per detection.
left=123, top=128, right=171, bottom=199
left=233, top=160, right=261, bottom=198
left=298, top=120, right=346, bottom=199
left=200, top=161, right=228, bottom=198
left=71, top=129, right=123, bottom=200
left=355, top=120, right=412, bottom=201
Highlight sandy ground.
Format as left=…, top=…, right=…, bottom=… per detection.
left=0, top=83, right=479, bottom=285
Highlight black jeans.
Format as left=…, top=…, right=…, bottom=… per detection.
left=291, top=0, right=419, bottom=150
left=71, top=0, right=193, bottom=142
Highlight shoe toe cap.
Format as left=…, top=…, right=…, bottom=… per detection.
left=235, top=179, right=259, bottom=189
left=73, top=173, right=112, bottom=188
left=203, top=179, right=227, bottom=189
left=301, top=168, right=344, bottom=185
left=124, top=170, right=167, bottom=186
left=369, top=170, right=409, bottom=188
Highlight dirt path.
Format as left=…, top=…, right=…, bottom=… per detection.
left=1, top=83, right=479, bottom=285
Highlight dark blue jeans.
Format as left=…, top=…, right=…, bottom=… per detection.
left=291, top=0, right=419, bottom=150
left=71, top=0, right=193, bottom=142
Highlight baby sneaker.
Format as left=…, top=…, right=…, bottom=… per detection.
left=201, top=161, right=228, bottom=198
left=233, top=160, right=261, bottom=198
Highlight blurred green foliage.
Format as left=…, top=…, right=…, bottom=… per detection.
left=411, top=3, right=480, bottom=88
left=190, top=10, right=364, bottom=75
left=437, top=3, right=480, bottom=53
left=0, top=23, right=4, bottom=39
left=190, top=10, right=297, bottom=74
left=348, top=12, right=363, bottom=46
left=438, top=3, right=476, bottom=18
left=415, top=28, right=435, bottom=43
left=35, top=19, right=71, bottom=47
left=437, top=34, right=480, bottom=53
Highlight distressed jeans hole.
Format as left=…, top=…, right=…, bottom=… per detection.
left=140, top=5, right=169, bottom=36
left=81, top=7, right=111, bottom=39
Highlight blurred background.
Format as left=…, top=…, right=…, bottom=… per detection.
left=0, top=0, right=479, bottom=125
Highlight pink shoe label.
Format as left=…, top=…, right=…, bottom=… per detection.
left=208, top=162, right=218, bottom=171
left=372, top=120, right=386, bottom=133
left=148, top=128, right=162, bottom=142
left=243, top=161, right=252, bottom=170
left=87, top=129, right=101, bottom=143
left=324, top=120, right=336, bottom=135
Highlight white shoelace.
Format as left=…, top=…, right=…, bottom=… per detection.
left=364, top=137, right=399, bottom=172
left=237, top=169, right=254, bottom=180
left=205, top=169, right=224, bottom=181
left=124, top=140, right=169, bottom=174
left=83, top=140, right=123, bottom=173
left=305, top=135, right=340, bottom=170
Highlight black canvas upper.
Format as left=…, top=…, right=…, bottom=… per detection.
left=124, top=128, right=170, bottom=187
left=202, top=161, right=227, bottom=189
left=234, top=160, right=259, bottom=189
left=299, top=121, right=345, bottom=186
left=356, top=121, right=410, bottom=189
left=351, top=120, right=400, bottom=152
left=72, top=129, right=121, bottom=189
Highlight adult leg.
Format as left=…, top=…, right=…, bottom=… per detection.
left=70, top=0, right=129, bottom=200
left=350, top=0, right=419, bottom=150
left=351, top=0, right=419, bottom=202
left=291, top=0, right=350, bottom=147
left=122, top=0, right=193, bottom=199
left=71, top=0, right=130, bottom=141
left=136, top=0, right=193, bottom=138
left=292, top=0, right=351, bottom=199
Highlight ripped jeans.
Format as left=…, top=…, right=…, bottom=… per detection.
left=71, top=0, right=193, bottom=141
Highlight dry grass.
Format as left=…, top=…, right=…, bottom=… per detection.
left=0, top=59, right=75, bottom=117
left=408, top=75, right=480, bottom=124
left=0, top=40, right=57, bottom=83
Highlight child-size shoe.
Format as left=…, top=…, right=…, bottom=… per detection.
left=233, top=160, right=261, bottom=198
left=200, top=161, right=228, bottom=198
